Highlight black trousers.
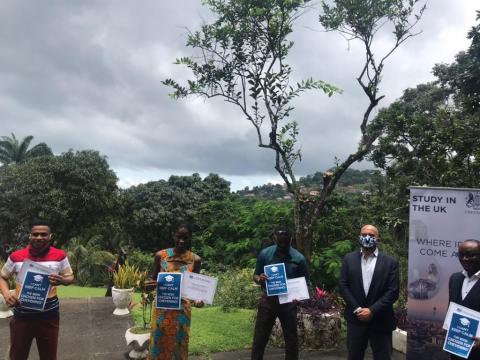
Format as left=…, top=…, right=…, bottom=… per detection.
left=346, top=322, right=392, bottom=360
left=251, top=295, right=298, bottom=360
left=451, top=350, right=480, bottom=360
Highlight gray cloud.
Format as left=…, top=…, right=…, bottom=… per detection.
left=0, top=1, right=477, bottom=189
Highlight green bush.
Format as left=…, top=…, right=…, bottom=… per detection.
left=128, top=249, right=153, bottom=273
left=213, top=268, right=260, bottom=311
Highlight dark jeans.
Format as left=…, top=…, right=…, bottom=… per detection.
left=251, top=295, right=298, bottom=360
left=9, top=315, right=60, bottom=360
left=346, top=322, right=392, bottom=360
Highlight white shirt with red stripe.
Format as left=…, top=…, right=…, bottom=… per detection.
left=1, top=246, right=72, bottom=318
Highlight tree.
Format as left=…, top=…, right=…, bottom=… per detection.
left=371, top=13, right=480, bottom=205
left=434, top=10, right=480, bottom=114
left=0, top=150, right=119, bottom=255
left=121, top=173, right=231, bottom=251
left=163, top=0, right=425, bottom=259
left=0, top=133, right=53, bottom=165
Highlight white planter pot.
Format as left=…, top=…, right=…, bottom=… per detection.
left=112, top=287, right=134, bottom=315
left=125, top=327, right=150, bottom=359
left=0, top=290, right=14, bottom=318
left=392, top=327, right=407, bottom=354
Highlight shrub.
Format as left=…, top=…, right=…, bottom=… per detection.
left=298, top=287, right=341, bottom=315
left=213, top=268, right=260, bottom=311
left=113, top=262, right=141, bottom=289
left=128, top=249, right=153, bottom=273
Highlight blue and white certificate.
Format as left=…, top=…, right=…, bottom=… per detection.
left=264, top=263, right=288, bottom=296
left=443, top=311, right=479, bottom=359
left=156, top=273, right=182, bottom=310
left=18, top=270, right=51, bottom=311
left=17, top=260, right=55, bottom=311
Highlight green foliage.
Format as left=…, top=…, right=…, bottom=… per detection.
left=0, top=150, right=119, bottom=254
left=128, top=249, right=153, bottom=273
left=65, top=234, right=116, bottom=287
left=311, top=240, right=353, bottom=290
left=300, top=168, right=379, bottom=188
left=0, top=133, right=53, bottom=165
left=121, top=173, right=230, bottom=251
left=195, top=196, right=293, bottom=270
left=214, top=268, right=260, bottom=311
left=163, top=0, right=339, bottom=201
left=434, top=11, right=480, bottom=114
left=132, top=270, right=155, bottom=330
left=113, top=262, right=142, bottom=289
left=320, top=0, right=426, bottom=42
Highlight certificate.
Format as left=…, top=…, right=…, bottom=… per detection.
left=156, top=273, right=182, bottom=310
left=264, top=263, right=288, bottom=296
left=443, top=311, right=479, bottom=359
left=278, top=277, right=309, bottom=304
left=19, top=271, right=52, bottom=311
left=443, top=302, right=480, bottom=337
left=181, top=272, right=217, bottom=305
left=18, top=260, right=55, bottom=311
left=17, top=259, right=55, bottom=285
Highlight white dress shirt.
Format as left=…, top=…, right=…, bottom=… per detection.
left=361, top=248, right=379, bottom=296
left=461, top=269, right=480, bottom=300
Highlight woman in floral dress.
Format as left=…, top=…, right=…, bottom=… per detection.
left=147, top=224, right=203, bottom=360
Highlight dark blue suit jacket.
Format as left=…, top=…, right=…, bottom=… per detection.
left=339, top=250, right=400, bottom=332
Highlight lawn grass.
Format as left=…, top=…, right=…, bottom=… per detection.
left=189, top=307, right=254, bottom=355
left=131, top=305, right=255, bottom=355
left=56, top=285, right=107, bottom=298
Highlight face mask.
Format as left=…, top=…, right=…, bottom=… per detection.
left=359, top=235, right=377, bottom=248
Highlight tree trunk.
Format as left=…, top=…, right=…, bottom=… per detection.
left=293, top=195, right=315, bottom=261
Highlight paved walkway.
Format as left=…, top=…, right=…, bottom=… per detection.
left=0, top=298, right=405, bottom=359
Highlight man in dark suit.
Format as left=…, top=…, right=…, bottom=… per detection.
left=448, top=239, right=480, bottom=360
left=339, top=224, right=399, bottom=360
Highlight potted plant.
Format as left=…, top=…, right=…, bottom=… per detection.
left=112, top=262, right=140, bottom=315
left=125, top=271, right=155, bottom=360
left=0, top=260, right=16, bottom=318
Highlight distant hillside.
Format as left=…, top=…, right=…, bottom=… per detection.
left=237, top=168, right=380, bottom=199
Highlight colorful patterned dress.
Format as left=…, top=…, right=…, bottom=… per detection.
left=148, top=248, right=197, bottom=360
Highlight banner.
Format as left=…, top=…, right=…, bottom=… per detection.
left=407, top=187, right=480, bottom=359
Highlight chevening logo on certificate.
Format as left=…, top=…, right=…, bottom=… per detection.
left=264, top=263, right=288, bottom=296
left=156, top=273, right=182, bottom=309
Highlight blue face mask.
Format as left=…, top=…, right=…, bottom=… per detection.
left=359, top=235, right=377, bottom=248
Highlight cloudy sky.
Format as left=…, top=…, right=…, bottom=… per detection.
left=0, top=1, right=478, bottom=191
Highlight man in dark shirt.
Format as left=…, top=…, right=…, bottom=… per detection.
left=251, top=226, right=308, bottom=360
